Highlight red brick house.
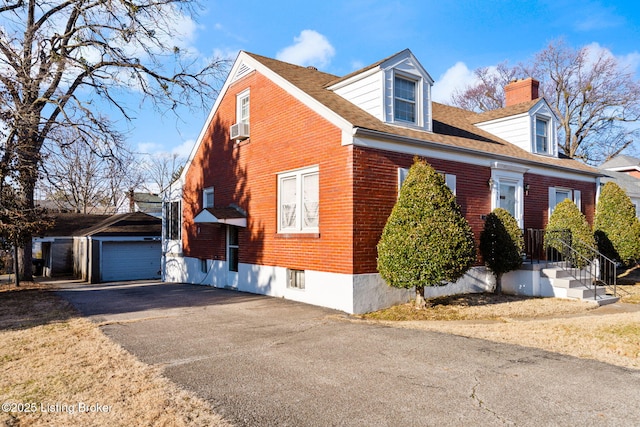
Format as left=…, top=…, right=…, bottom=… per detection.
left=162, top=49, right=601, bottom=313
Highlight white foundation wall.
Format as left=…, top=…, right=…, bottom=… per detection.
left=162, top=256, right=515, bottom=314
left=501, top=264, right=556, bottom=297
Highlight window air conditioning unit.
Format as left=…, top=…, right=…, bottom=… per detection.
left=230, top=122, right=250, bottom=141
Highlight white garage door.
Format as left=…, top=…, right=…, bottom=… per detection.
left=101, top=241, right=161, bottom=282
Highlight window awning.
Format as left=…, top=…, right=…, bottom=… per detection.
left=193, top=207, right=247, bottom=227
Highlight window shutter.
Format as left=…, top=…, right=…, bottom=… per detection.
left=445, top=174, right=457, bottom=196
left=573, top=190, right=581, bottom=212
left=548, top=186, right=556, bottom=218
left=398, top=168, right=409, bottom=195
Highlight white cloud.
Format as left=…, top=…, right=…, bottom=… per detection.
left=171, top=139, right=196, bottom=159
left=431, top=62, right=476, bottom=103
left=276, top=30, right=335, bottom=69
left=583, top=42, right=640, bottom=75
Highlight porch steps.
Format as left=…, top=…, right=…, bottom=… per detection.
left=541, top=267, right=620, bottom=306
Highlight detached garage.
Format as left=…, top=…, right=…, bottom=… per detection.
left=73, top=212, right=162, bottom=283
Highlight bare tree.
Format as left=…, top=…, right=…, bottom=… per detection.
left=449, top=39, right=640, bottom=165
left=450, top=62, right=518, bottom=112
left=40, top=136, right=144, bottom=213
left=532, top=40, right=640, bottom=164
left=140, top=152, right=185, bottom=194
left=0, top=0, right=229, bottom=279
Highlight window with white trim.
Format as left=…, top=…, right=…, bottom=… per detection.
left=287, top=269, right=305, bottom=289
left=398, top=167, right=456, bottom=196
left=548, top=187, right=582, bottom=215
left=278, top=166, right=319, bottom=233
left=535, top=117, right=551, bottom=154
left=394, top=76, right=417, bottom=123
left=203, top=187, right=214, bottom=208
left=163, top=201, right=181, bottom=240
left=237, top=90, right=250, bottom=125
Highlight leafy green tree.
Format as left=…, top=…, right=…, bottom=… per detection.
left=545, top=199, right=595, bottom=267
left=479, top=208, right=524, bottom=294
left=377, top=159, right=476, bottom=308
left=594, top=182, right=640, bottom=265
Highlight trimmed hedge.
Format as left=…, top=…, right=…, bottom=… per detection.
left=377, top=159, right=476, bottom=302
left=479, top=208, right=524, bottom=293
left=594, top=181, right=640, bottom=265
left=545, top=198, right=595, bottom=267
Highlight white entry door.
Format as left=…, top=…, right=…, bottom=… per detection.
left=227, top=226, right=239, bottom=287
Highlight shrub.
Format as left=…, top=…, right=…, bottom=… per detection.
left=594, top=181, right=640, bottom=266
left=479, top=208, right=524, bottom=294
left=377, top=159, right=476, bottom=308
left=545, top=198, right=595, bottom=267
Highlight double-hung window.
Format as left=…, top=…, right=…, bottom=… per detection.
left=535, top=117, right=549, bottom=154
left=237, top=90, right=250, bottom=125
left=203, top=187, right=214, bottom=208
left=549, top=187, right=582, bottom=215
left=278, top=166, right=319, bottom=233
left=398, top=167, right=456, bottom=196
left=394, top=76, right=417, bottom=123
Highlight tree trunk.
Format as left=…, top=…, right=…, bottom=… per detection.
left=415, top=285, right=426, bottom=309
left=494, top=273, right=502, bottom=295
left=13, top=242, right=20, bottom=287
left=19, top=178, right=35, bottom=282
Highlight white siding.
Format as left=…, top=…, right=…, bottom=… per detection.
left=333, top=71, right=384, bottom=120
left=476, top=114, right=530, bottom=151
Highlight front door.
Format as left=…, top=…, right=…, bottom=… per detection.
left=499, top=181, right=517, bottom=218
left=227, top=226, right=239, bottom=287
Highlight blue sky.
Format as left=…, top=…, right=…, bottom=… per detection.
left=132, top=0, right=640, bottom=158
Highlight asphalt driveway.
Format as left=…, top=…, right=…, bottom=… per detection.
left=56, top=281, right=640, bottom=426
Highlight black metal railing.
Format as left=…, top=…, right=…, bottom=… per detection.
left=524, top=228, right=617, bottom=299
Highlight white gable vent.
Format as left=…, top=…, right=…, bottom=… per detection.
left=230, top=122, right=250, bottom=141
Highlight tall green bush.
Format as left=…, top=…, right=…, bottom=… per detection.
left=594, top=181, right=640, bottom=266
left=377, top=159, right=476, bottom=308
left=545, top=198, right=595, bottom=267
left=479, top=208, right=524, bottom=294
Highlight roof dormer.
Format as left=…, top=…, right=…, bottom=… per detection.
left=474, top=78, right=559, bottom=157
left=327, top=49, right=434, bottom=132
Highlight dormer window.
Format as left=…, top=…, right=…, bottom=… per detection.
left=327, top=49, right=433, bottom=131
left=535, top=118, right=549, bottom=154
left=394, top=76, right=417, bottom=123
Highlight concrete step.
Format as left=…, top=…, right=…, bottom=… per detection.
left=541, top=268, right=573, bottom=279
left=565, top=286, right=605, bottom=300
left=551, top=277, right=590, bottom=289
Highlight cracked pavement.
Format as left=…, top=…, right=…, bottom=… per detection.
left=57, top=281, right=640, bottom=426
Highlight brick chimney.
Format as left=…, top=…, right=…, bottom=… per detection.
left=504, top=78, right=540, bottom=107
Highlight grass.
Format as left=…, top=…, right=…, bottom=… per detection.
left=361, top=282, right=640, bottom=370
left=0, top=282, right=230, bottom=427
left=362, top=293, right=598, bottom=322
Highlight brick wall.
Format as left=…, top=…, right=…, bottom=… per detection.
left=352, top=146, right=492, bottom=273
left=522, top=174, right=596, bottom=230
left=182, top=71, right=355, bottom=273
left=181, top=69, right=598, bottom=277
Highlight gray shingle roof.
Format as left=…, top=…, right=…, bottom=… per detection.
left=245, top=52, right=600, bottom=176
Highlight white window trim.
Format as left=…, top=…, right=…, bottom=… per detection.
left=236, top=89, right=250, bottom=125
left=532, top=114, right=555, bottom=156
left=392, top=71, right=423, bottom=127
left=398, top=167, right=456, bottom=196
left=490, top=169, right=524, bottom=228
left=277, top=166, right=319, bottom=233
left=287, top=268, right=305, bottom=290
left=203, top=187, right=214, bottom=208
left=548, top=187, right=582, bottom=216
